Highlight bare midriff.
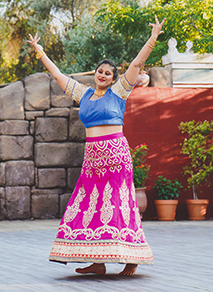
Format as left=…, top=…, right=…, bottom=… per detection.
left=86, top=125, right=123, bottom=137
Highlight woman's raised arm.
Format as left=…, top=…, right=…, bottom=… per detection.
left=27, top=33, right=69, bottom=92
left=125, top=16, right=166, bottom=86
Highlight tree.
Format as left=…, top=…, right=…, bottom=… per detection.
left=151, top=0, right=213, bottom=54
left=59, top=15, right=126, bottom=74
left=31, top=0, right=106, bottom=30
left=0, top=0, right=60, bottom=82
left=1, top=0, right=212, bottom=82
left=179, top=120, right=213, bottom=200
left=95, top=0, right=213, bottom=67
left=59, top=0, right=149, bottom=74
left=0, top=0, right=105, bottom=83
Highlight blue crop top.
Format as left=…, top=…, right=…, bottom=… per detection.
left=79, top=87, right=126, bottom=128
left=64, top=74, right=135, bottom=128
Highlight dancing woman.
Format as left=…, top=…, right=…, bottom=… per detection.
left=27, top=15, right=165, bottom=276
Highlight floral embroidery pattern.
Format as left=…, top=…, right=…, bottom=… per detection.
left=57, top=186, right=86, bottom=239
left=57, top=180, right=144, bottom=243
left=63, top=186, right=86, bottom=223
left=83, top=185, right=99, bottom=228
left=93, top=182, right=118, bottom=240
left=119, top=180, right=130, bottom=227
left=100, top=181, right=115, bottom=225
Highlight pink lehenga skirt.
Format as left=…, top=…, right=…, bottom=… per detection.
left=49, top=132, right=153, bottom=265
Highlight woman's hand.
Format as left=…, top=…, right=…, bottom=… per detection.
left=149, top=15, right=166, bottom=39
left=26, top=33, right=69, bottom=91
left=26, top=33, right=43, bottom=52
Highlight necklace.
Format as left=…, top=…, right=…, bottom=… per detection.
left=94, top=89, right=107, bottom=98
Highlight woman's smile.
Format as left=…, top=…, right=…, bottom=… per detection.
left=95, top=63, right=114, bottom=89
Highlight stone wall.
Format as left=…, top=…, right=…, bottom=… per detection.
left=0, top=72, right=88, bottom=220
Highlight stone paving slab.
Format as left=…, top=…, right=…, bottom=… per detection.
left=0, top=220, right=213, bottom=292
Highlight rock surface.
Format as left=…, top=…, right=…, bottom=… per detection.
left=0, top=72, right=86, bottom=220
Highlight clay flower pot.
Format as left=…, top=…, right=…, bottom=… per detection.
left=154, top=200, right=178, bottom=221
left=186, top=199, right=209, bottom=220
left=135, top=187, right=147, bottom=213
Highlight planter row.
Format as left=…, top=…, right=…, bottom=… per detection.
left=155, top=199, right=209, bottom=221
left=135, top=188, right=209, bottom=221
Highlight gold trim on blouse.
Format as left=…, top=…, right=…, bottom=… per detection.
left=64, top=77, right=88, bottom=104
left=111, top=74, right=136, bottom=100
left=64, top=73, right=135, bottom=103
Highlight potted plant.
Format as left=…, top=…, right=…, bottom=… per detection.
left=179, top=120, right=213, bottom=220
left=129, top=143, right=150, bottom=213
left=153, top=176, right=183, bottom=221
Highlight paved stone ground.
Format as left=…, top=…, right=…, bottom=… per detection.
left=0, top=220, right=212, bottom=292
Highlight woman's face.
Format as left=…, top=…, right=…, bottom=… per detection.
left=94, top=63, right=115, bottom=90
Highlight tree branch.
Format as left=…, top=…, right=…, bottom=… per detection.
left=189, top=18, right=206, bottom=37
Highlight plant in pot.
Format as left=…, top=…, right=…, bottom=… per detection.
left=130, top=143, right=150, bottom=214
left=153, top=176, right=183, bottom=221
left=179, top=120, right=213, bottom=220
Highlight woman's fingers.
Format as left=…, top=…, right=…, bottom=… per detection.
left=27, top=33, right=40, bottom=45
left=158, top=18, right=166, bottom=34
left=149, top=16, right=166, bottom=28
left=160, top=18, right=166, bottom=27
left=148, top=16, right=166, bottom=37
left=26, top=34, right=33, bottom=43
left=155, top=15, right=159, bottom=25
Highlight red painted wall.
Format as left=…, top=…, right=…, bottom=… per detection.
left=124, top=87, right=213, bottom=220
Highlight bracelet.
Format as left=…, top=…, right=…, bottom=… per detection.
left=147, top=36, right=157, bottom=49
left=147, top=41, right=155, bottom=49
left=148, top=43, right=154, bottom=49
left=36, top=49, right=46, bottom=59
left=151, top=36, right=157, bottom=43
left=149, top=38, right=156, bottom=46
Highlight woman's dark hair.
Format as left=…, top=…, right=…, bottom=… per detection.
left=95, top=59, right=118, bottom=81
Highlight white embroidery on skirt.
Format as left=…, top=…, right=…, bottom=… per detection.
left=117, top=181, right=145, bottom=242
left=94, top=181, right=118, bottom=239
left=119, top=180, right=130, bottom=226
left=83, top=184, right=99, bottom=228
left=57, top=186, right=87, bottom=239
left=100, top=181, right=115, bottom=225
left=57, top=180, right=145, bottom=243
left=64, top=186, right=86, bottom=223
left=82, top=137, right=132, bottom=178
left=131, top=183, right=142, bottom=229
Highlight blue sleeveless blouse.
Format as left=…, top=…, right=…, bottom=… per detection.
left=79, top=87, right=126, bottom=128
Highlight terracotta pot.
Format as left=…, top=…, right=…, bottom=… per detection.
left=186, top=199, right=209, bottom=220
left=135, top=187, right=147, bottom=213
left=154, top=200, right=178, bottom=221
